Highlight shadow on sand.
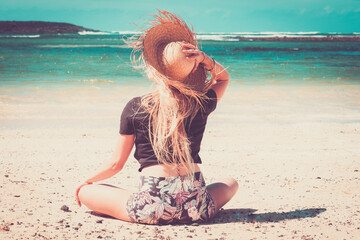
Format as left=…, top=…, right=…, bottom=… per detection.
left=88, top=207, right=326, bottom=225
left=86, top=211, right=117, bottom=219
left=208, top=208, right=326, bottom=224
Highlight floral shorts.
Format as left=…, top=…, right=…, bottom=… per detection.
left=126, top=172, right=216, bottom=225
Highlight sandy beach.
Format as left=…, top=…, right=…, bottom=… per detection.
left=1, top=83, right=360, bottom=239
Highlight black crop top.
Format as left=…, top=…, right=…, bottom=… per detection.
left=120, top=89, right=217, bottom=172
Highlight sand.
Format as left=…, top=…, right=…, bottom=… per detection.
left=1, top=82, right=360, bottom=239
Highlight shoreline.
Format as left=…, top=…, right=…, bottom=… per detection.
left=1, top=76, right=359, bottom=90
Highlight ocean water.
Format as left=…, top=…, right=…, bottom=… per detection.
left=0, top=32, right=360, bottom=87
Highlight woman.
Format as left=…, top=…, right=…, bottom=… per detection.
left=76, top=10, right=238, bottom=225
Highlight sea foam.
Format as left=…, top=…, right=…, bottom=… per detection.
left=78, top=31, right=111, bottom=35
left=0, top=34, right=40, bottom=38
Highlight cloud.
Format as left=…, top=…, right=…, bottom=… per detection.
left=323, top=5, right=333, bottom=14
left=0, top=0, right=137, bottom=11
left=204, top=8, right=231, bottom=18
left=299, top=8, right=307, bottom=15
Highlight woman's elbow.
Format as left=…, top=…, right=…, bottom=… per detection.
left=224, top=71, right=231, bottom=81
left=111, top=159, right=126, bottom=172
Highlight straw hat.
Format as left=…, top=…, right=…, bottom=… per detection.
left=162, top=41, right=195, bottom=80
left=132, top=10, right=210, bottom=93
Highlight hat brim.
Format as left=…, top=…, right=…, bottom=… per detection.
left=131, top=10, right=209, bottom=93
left=143, top=22, right=207, bottom=91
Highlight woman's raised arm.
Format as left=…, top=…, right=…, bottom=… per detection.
left=203, top=56, right=230, bottom=102
left=182, top=42, right=230, bottom=102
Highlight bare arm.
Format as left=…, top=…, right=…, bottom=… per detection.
left=182, top=42, right=230, bottom=102
left=202, top=56, right=230, bottom=102
left=85, top=134, right=134, bottom=183
left=76, top=134, right=134, bottom=206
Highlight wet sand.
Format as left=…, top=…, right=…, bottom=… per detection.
left=1, top=83, right=360, bottom=239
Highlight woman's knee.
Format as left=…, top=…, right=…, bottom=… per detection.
left=206, top=177, right=238, bottom=210
left=224, top=177, right=239, bottom=196
left=78, top=184, right=95, bottom=203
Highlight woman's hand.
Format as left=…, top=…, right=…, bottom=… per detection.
left=181, top=42, right=206, bottom=73
left=75, top=182, right=92, bottom=207
left=181, top=42, right=216, bottom=74
left=182, top=42, right=230, bottom=102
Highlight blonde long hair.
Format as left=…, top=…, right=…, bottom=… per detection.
left=129, top=10, right=214, bottom=176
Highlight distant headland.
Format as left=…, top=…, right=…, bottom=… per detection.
left=0, top=21, right=97, bottom=34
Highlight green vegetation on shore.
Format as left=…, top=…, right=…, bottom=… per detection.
left=0, top=21, right=97, bottom=34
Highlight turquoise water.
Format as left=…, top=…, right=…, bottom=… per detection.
left=0, top=33, right=360, bottom=87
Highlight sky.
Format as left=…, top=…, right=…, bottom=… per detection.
left=0, top=0, right=360, bottom=33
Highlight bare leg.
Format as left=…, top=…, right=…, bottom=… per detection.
left=78, top=184, right=133, bottom=222
left=206, top=177, right=238, bottom=214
